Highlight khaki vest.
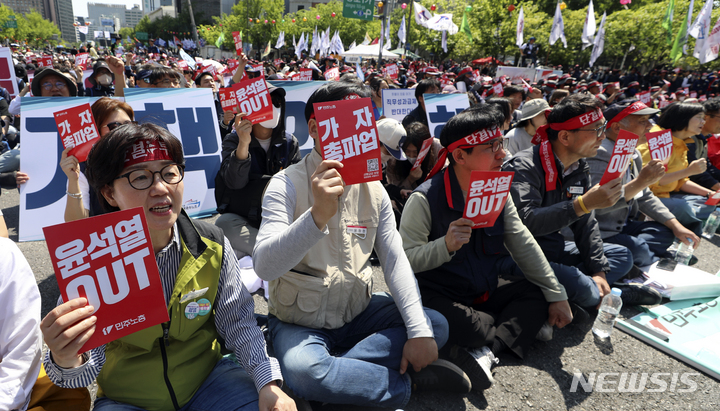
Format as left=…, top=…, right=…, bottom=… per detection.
left=268, top=149, right=384, bottom=329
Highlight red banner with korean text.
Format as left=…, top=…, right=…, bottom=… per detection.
left=54, top=103, right=100, bottom=163
left=463, top=171, right=514, bottom=228
left=226, top=59, right=238, bottom=75
left=646, top=129, right=673, bottom=164
left=324, top=67, right=340, bottom=81
left=599, top=129, right=639, bottom=185
left=43, top=208, right=169, bottom=352
left=294, top=68, right=313, bottom=81
left=232, top=73, right=272, bottom=124
left=410, top=138, right=434, bottom=172
left=75, top=53, right=90, bottom=70
left=492, top=82, right=504, bottom=96
left=218, top=88, right=237, bottom=113
left=38, top=56, right=53, bottom=68
left=232, top=31, right=243, bottom=55
left=637, top=91, right=651, bottom=105
left=385, top=63, right=398, bottom=80
left=314, top=97, right=382, bottom=185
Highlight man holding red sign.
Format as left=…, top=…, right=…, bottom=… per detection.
left=504, top=94, right=661, bottom=311
left=254, top=82, right=470, bottom=408
left=587, top=100, right=699, bottom=267
left=399, top=105, right=572, bottom=391
left=41, top=124, right=295, bottom=411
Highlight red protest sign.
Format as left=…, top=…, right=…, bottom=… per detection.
left=463, top=171, right=514, bottom=229
left=314, top=97, right=382, bottom=185
left=295, top=68, right=313, bottom=81
left=75, top=53, right=89, bottom=70
left=178, top=60, right=188, bottom=70
left=324, top=67, right=340, bottom=81
left=492, top=82, right=504, bottom=96
left=411, top=138, right=434, bottom=172
left=646, top=129, right=673, bottom=164
left=226, top=59, right=239, bottom=75
left=614, top=82, right=620, bottom=89
left=637, top=91, right=651, bottom=105
left=690, top=91, right=698, bottom=98
left=219, top=88, right=238, bottom=113
left=274, top=58, right=284, bottom=67
left=705, top=192, right=720, bottom=206
left=232, top=73, right=272, bottom=124
left=42, top=207, right=169, bottom=353
left=385, top=63, right=398, bottom=80
left=599, top=129, right=639, bottom=185
left=232, top=31, right=243, bottom=55
left=659, top=100, right=670, bottom=109
left=197, top=63, right=216, bottom=79
left=54, top=103, right=100, bottom=163
left=38, top=56, right=53, bottom=68
left=439, top=75, right=452, bottom=87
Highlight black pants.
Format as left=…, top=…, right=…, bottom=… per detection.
left=421, top=279, right=548, bottom=359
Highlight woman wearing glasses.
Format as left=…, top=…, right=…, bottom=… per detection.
left=40, top=123, right=295, bottom=411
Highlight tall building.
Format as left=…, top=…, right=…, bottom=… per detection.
left=54, top=0, right=76, bottom=43
left=3, top=0, right=76, bottom=43
left=125, top=5, right=144, bottom=28
left=3, top=0, right=47, bottom=16
left=176, top=0, right=225, bottom=23
left=286, top=0, right=332, bottom=13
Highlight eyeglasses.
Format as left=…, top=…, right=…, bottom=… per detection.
left=104, top=120, right=137, bottom=131
left=462, top=137, right=506, bottom=153
left=41, top=81, right=67, bottom=91
left=573, top=122, right=607, bottom=138
left=115, top=164, right=185, bottom=190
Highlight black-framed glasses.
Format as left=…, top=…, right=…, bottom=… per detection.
left=115, top=164, right=185, bottom=190
left=573, top=122, right=607, bottom=138
left=461, top=137, right=506, bottom=153
left=41, top=81, right=67, bottom=91
left=104, top=120, right=138, bottom=131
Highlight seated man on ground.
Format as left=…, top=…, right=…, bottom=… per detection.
left=399, top=104, right=572, bottom=391
left=503, top=94, right=662, bottom=310
left=253, top=81, right=470, bottom=409
left=588, top=100, right=700, bottom=267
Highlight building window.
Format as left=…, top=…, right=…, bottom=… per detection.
left=297, top=5, right=304, bottom=11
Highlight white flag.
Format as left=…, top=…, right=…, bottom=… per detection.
left=413, top=2, right=433, bottom=28
left=349, top=41, right=356, bottom=50
left=399, top=15, right=407, bottom=46
left=684, top=0, right=695, bottom=54
left=293, top=34, right=297, bottom=49
left=701, top=16, right=720, bottom=63
left=442, top=30, right=447, bottom=53
left=384, top=20, right=392, bottom=50
left=78, top=26, right=88, bottom=35
left=581, top=0, right=596, bottom=50
left=275, top=31, right=285, bottom=49
left=426, top=14, right=458, bottom=34
left=589, top=12, right=607, bottom=67
left=516, top=6, right=524, bottom=47
left=549, top=2, right=567, bottom=48
left=691, top=0, right=714, bottom=63
left=362, top=32, right=371, bottom=45
left=310, top=26, right=318, bottom=55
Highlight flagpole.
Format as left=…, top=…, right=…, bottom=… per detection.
left=378, top=1, right=389, bottom=65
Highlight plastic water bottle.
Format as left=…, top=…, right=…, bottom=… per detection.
left=702, top=210, right=720, bottom=239
left=592, top=288, right=623, bottom=339
left=674, top=238, right=694, bottom=265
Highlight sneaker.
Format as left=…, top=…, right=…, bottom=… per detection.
left=448, top=345, right=498, bottom=391
left=615, top=283, right=662, bottom=306
left=535, top=322, right=553, bottom=341
left=408, top=359, right=471, bottom=393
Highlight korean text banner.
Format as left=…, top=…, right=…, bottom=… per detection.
left=382, top=89, right=417, bottom=122
left=495, top=67, right=536, bottom=84
left=269, top=80, right=325, bottom=154
left=424, top=93, right=470, bottom=138
left=599, top=129, right=639, bottom=185
left=463, top=171, right=514, bottom=228
left=646, top=129, right=673, bottom=163
left=54, top=103, right=100, bottom=162
left=43, top=207, right=169, bottom=352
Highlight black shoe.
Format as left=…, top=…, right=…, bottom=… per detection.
left=409, top=359, right=472, bottom=393
left=615, top=283, right=662, bottom=306
left=446, top=345, right=496, bottom=391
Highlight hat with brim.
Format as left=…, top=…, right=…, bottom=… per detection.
left=520, top=98, right=550, bottom=122
left=31, top=68, right=77, bottom=96
left=89, top=60, right=113, bottom=86
left=376, top=118, right=407, bottom=161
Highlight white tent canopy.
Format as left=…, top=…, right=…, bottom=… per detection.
left=342, top=44, right=400, bottom=60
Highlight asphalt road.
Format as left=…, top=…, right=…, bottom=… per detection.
left=3, top=185, right=719, bottom=411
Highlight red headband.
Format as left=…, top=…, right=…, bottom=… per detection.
left=605, top=101, right=650, bottom=128
left=426, top=126, right=502, bottom=181
left=124, top=139, right=172, bottom=167
left=532, top=108, right=605, bottom=144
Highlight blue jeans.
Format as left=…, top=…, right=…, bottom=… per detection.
left=661, top=194, right=716, bottom=236
left=604, top=220, right=676, bottom=267
left=0, top=148, right=19, bottom=173
left=547, top=242, right=633, bottom=308
left=269, top=292, right=449, bottom=409
left=93, top=357, right=259, bottom=411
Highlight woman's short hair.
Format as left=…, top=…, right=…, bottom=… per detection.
left=91, top=97, right=134, bottom=130
left=85, top=123, right=184, bottom=213
left=657, top=102, right=706, bottom=132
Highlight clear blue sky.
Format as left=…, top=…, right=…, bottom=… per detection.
left=71, top=0, right=141, bottom=18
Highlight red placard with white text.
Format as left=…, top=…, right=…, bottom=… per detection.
left=492, top=82, right=504, bottom=96
left=690, top=91, right=698, bottom=98
left=75, top=53, right=90, bottom=70
left=410, top=138, right=434, bottom=172
left=659, top=100, right=670, bottom=109
left=232, top=31, right=243, bottom=55
left=295, top=68, right=313, bottom=81
left=219, top=88, right=238, bottom=113
left=324, top=67, right=340, bottom=81
left=54, top=103, right=100, bottom=163
left=232, top=73, right=272, bottom=124
left=705, top=192, right=720, bottom=205
left=385, top=63, right=398, bottom=80
left=463, top=171, right=514, bottom=228
left=38, top=56, right=53, bottom=68
left=226, top=59, right=239, bottom=75
left=599, top=130, right=639, bottom=185
left=637, top=91, right=651, bottom=105
left=42, top=208, right=169, bottom=353
left=177, top=60, right=188, bottom=70
left=274, top=58, right=284, bottom=67
left=646, top=129, right=673, bottom=164
left=314, top=97, right=382, bottom=185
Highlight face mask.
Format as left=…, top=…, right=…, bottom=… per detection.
left=259, top=104, right=281, bottom=129
left=407, top=157, right=417, bottom=164
left=381, top=152, right=393, bottom=164
left=97, top=74, right=112, bottom=86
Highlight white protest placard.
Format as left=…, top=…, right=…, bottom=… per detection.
left=382, top=89, right=417, bottom=122
left=495, top=66, right=536, bottom=84
left=423, top=93, right=470, bottom=138
left=269, top=80, right=325, bottom=154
